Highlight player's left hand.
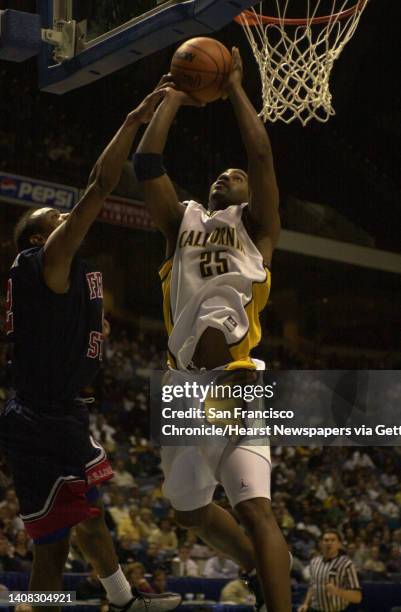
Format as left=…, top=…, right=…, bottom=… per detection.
left=126, top=74, right=175, bottom=125
left=325, top=582, right=339, bottom=597
left=224, top=46, right=243, bottom=96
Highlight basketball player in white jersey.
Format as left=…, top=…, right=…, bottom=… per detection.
left=134, top=48, right=291, bottom=612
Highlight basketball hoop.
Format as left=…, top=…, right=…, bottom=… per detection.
left=235, top=0, right=368, bottom=125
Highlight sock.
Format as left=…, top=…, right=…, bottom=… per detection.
left=99, top=566, right=132, bottom=607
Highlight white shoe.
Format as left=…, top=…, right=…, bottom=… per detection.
left=109, top=589, right=182, bottom=612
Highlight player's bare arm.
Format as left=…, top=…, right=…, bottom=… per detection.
left=42, top=85, right=167, bottom=294
left=134, top=84, right=203, bottom=257
left=227, top=47, right=280, bottom=266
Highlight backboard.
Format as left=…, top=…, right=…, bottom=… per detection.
left=1, top=0, right=261, bottom=94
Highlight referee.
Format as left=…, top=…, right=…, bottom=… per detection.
left=298, top=530, right=362, bottom=612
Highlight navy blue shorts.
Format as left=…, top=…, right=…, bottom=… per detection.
left=0, top=397, right=113, bottom=542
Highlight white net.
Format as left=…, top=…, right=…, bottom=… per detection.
left=237, top=0, right=368, bottom=125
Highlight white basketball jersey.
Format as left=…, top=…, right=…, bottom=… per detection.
left=159, top=200, right=271, bottom=370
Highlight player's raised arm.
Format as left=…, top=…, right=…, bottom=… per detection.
left=42, top=86, right=166, bottom=293
left=227, top=47, right=280, bottom=265
left=134, top=84, right=203, bottom=257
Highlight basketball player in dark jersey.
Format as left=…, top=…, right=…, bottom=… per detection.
left=0, top=83, right=181, bottom=612
left=133, top=50, right=291, bottom=612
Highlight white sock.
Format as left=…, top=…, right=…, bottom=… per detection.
left=99, top=566, right=132, bottom=607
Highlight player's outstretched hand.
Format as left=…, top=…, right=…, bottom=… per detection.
left=126, top=75, right=175, bottom=125
left=224, top=46, right=243, bottom=97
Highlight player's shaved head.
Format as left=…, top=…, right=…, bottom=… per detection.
left=14, top=207, right=69, bottom=252
left=14, top=208, right=48, bottom=253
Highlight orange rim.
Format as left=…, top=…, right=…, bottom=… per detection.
left=234, top=0, right=367, bottom=26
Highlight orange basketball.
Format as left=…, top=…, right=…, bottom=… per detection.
left=170, top=37, right=232, bottom=103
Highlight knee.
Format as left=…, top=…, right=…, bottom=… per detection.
left=33, top=536, right=70, bottom=573
left=235, top=498, right=274, bottom=533
left=174, top=505, right=210, bottom=529
left=76, top=514, right=105, bottom=538
left=76, top=503, right=106, bottom=536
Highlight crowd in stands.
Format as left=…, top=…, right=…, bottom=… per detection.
left=0, top=318, right=401, bottom=604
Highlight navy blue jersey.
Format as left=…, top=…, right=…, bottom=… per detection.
left=5, top=247, right=103, bottom=407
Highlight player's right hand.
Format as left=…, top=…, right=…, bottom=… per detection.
left=297, top=605, right=308, bottom=612
left=125, top=75, right=175, bottom=124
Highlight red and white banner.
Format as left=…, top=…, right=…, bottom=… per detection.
left=99, top=195, right=155, bottom=231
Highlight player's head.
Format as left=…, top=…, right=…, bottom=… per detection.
left=14, top=207, right=69, bottom=252
left=208, top=168, right=248, bottom=210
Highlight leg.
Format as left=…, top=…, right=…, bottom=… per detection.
left=236, top=498, right=291, bottom=612
left=221, top=447, right=291, bottom=612
left=164, top=447, right=255, bottom=570
left=75, top=497, right=118, bottom=578
left=75, top=494, right=133, bottom=607
left=30, top=535, right=70, bottom=612
left=175, top=502, right=255, bottom=571
left=76, top=495, right=182, bottom=611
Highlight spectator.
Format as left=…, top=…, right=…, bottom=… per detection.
left=12, top=529, right=33, bottom=570
left=117, top=506, right=141, bottom=542
left=1, top=502, right=24, bottom=538
left=377, top=493, right=400, bottom=523
left=203, top=551, right=239, bottom=579
left=148, top=519, right=178, bottom=554
left=126, top=562, right=153, bottom=593
left=152, top=569, right=168, bottom=595
left=363, top=545, right=387, bottom=578
left=108, top=493, right=129, bottom=527
left=292, top=524, right=317, bottom=561
left=386, top=545, right=401, bottom=574
left=116, top=535, right=137, bottom=565
left=220, top=579, right=255, bottom=605
left=0, top=537, right=22, bottom=571
left=346, top=543, right=363, bottom=571
left=150, top=477, right=165, bottom=501
left=185, top=531, right=212, bottom=560
left=112, top=459, right=137, bottom=488
left=172, top=545, right=199, bottom=577
left=275, top=501, right=295, bottom=532
left=0, top=486, right=18, bottom=509
left=76, top=567, right=106, bottom=600
left=137, top=542, right=165, bottom=574
left=137, top=508, right=158, bottom=540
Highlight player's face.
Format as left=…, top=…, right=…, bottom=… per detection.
left=29, top=207, right=69, bottom=245
left=208, top=168, right=248, bottom=210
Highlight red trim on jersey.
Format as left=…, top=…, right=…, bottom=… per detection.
left=23, top=457, right=113, bottom=540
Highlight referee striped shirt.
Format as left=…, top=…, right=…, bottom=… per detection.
left=309, top=553, right=361, bottom=612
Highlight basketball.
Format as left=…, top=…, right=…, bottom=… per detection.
left=170, top=37, right=232, bottom=103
